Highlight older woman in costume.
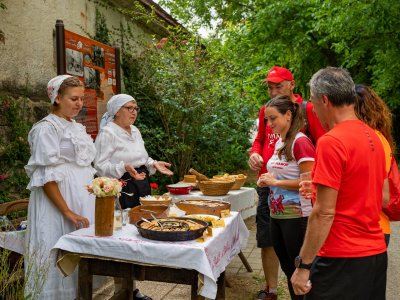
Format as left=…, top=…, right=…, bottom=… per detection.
left=25, top=75, right=96, bottom=299
left=94, top=94, right=172, bottom=300
left=94, top=94, right=173, bottom=210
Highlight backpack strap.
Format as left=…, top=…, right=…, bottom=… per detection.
left=302, top=100, right=309, bottom=133
left=302, top=100, right=315, bottom=144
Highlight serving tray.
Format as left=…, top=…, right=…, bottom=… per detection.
left=135, top=217, right=208, bottom=241
left=175, top=200, right=231, bottom=217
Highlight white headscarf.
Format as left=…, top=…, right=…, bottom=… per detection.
left=47, top=75, right=72, bottom=104
left=100, top=94, right=136, bottom=128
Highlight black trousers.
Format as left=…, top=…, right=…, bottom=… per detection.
left=119, top=165, right=151, bottom=209
left=305, top=252, right=387, bottom=300
left=271, top=217, right=308, bottom=300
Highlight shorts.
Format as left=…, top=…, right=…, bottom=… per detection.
left=256, top=186, right=273, bottom=248
left=305, top=252, right=387, bottom=300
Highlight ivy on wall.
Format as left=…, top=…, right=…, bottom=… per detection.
left=0, top=1, right=7, bottom=44
left=0, top=96, right=31, bottom=203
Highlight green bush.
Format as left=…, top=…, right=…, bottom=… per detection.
left=122, top=33, right=255, bottom=183
left=0, top=97, right=31, bottom=203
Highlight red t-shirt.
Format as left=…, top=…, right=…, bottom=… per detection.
left=250, top=94, right=325, bottom=177
left=313, top=120, right=387, bottom=257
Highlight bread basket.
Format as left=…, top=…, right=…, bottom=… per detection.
left=198, top=179, right=235, bottom=196
left=212, top=174, right=247, bottom=190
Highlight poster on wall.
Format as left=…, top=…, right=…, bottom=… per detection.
left=63, top=29, right=118, bottom=139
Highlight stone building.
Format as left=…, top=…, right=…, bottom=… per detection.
left=0, top=0, right=179, bottom=96
left=0, top=0, right=179, bottom=184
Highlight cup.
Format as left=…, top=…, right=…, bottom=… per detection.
left=299, top=172, right=313, bottom=216
left=114, top=210, right=122, bottom=230
left=122, top=208, right=130, bottom=226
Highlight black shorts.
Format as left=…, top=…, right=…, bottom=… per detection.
left=256, top=187, right=273, bottom=248
left=305, top=252, right=387, bottom=300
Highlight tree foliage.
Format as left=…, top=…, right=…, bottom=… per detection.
left=121, top=31, right=255, bottom=183
left=160, top=0, right=400, bottom=143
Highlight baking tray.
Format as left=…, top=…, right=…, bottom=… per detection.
left=135, top=217, right=208, bottom=241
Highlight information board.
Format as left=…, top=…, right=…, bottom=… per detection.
left=64, top=30, right=117, bottom=138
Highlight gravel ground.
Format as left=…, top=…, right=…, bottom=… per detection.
left=387, top=221, right=400, bottom=300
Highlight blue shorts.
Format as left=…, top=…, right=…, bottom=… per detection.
left=256, top=187, right=273, bottom=248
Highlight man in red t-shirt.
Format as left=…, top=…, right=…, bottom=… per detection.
left=249, top=66, right=325, bottom=300
left=291, top=67, right=388, bottom=299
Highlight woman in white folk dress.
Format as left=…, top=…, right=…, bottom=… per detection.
left=95, top=94, right=173, bottom=300
left=95, top=94, right=173, bottom=209
left=24, top=75, right=96, bottom=299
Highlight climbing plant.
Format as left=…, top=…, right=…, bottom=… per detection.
left=0, top=96, right=31, bottom=203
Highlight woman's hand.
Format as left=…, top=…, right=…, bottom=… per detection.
left=154, top=161, right=174, bottom=176
left=257, top=172, right=278, bottom=187
left=248, top=153, right=264, bottom=171
left=63, top=210, right=90, bottom=229
left=299, top=181, right=313, bottom=199
left=125, top=164, right=146, bottom=180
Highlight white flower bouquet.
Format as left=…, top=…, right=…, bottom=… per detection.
left=86, top=177, right=123, bottom=198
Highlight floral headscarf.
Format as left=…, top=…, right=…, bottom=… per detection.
left=47, top=75, right=72, bottom=104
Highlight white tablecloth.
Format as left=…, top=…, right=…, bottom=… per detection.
left=0, top=230, right=25, bottom=254
left=52, top=211, right=249, bottom=299
left=170, top=187, right=257, bottom=220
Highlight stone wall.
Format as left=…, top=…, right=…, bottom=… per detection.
left=0, top=0, right=155, bottom=96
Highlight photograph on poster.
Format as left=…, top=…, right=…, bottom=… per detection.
left=66, top=48, right=84, bottom=76
left=92, top=45, right=105, bottom=68
left=84, top=53, right=92, bottom=65
left=84, top=67, right=100, bottom=90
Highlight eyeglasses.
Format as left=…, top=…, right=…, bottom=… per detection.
left=123, top=106, right=140, bottom=113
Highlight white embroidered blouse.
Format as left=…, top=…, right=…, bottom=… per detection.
left=94, top=122, right=156, bottom=178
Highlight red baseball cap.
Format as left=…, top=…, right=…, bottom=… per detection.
left=264, top=66, right=294, bottom=83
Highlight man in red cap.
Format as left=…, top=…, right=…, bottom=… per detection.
left=249, top=66, right=325, bottom=300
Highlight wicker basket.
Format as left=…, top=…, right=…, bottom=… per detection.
left=198, top=180, right=235, bottom=196
left=231, top=176, right=247, bottom=190
left=212, top=175, right=247, bottom=190
left=139, top=195, right=173, bottom=206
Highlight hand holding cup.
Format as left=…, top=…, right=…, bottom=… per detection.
left=299, top=172, right=313, bottom=200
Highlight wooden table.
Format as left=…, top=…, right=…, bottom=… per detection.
left=77, top=255, right=226, bottom=300
left=53, top=211, right=249, bottom=300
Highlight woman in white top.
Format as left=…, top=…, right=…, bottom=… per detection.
left=24, top=75, right=96, bottom=299
left=94, top=94, right=173, bottom=209
left=257, top=95, right=315, bottom=300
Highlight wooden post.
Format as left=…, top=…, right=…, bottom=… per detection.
left=216, top=271, right=226, bottom=299
left=114, top=46, right=121, bottom=93
left=238, top=250, right=253, bottom=272
left=55, top=20, right=66, bottom=75
left=78, top=258, right=92, bottom=300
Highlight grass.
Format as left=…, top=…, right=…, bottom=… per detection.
left=0, top=242, right=48, bottom=299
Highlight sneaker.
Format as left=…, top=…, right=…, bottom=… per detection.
left=256, top=289, right=277, bottom=300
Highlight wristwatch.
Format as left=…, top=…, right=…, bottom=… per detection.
left=294, top=256, right=313, bottom=270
